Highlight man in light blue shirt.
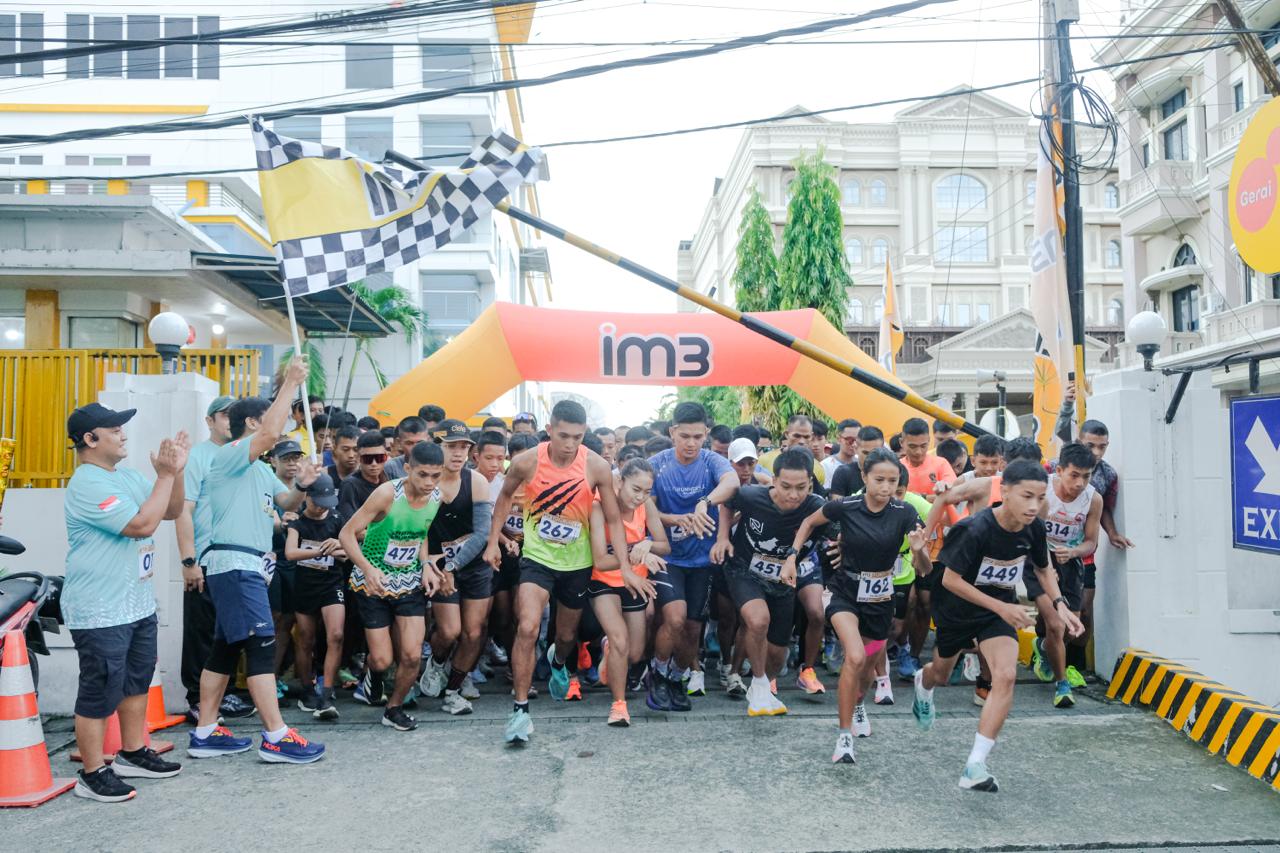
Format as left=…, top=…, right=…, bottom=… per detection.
left=63, top=402, right=189, bottom=802
left=188, top=357, right=325, bottom=765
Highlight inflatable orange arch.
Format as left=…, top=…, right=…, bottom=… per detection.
left=368, top=303, right=925, bottom=429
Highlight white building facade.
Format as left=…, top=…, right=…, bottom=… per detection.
left=677, top=90, right=1123, bottom=424
left=0, top=1, right=550, bottom=419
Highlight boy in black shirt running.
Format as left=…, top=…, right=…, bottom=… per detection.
left=911, top=459, right=1084, bottom=793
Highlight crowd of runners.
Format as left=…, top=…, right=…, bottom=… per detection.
left=58, top=355, right=1133, bottom=801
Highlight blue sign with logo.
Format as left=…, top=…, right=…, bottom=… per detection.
left=1231, top=394, right=1280, bottom=553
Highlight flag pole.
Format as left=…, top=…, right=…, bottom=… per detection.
left=283, top=289, right=319, bottom=463
left=494, top=200, right=988, bottom=438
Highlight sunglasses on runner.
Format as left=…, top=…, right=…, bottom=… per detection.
left=360, top=452, right=388, bottom=463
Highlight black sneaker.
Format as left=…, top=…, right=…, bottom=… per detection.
left=314, top=689, right=340, bottom=721
left=297, top=690, right=320, bottom=714
left=112, top=747, right=182, bottom=779
left=354, top=670, right=386, bottom=706
left=219, top=694, right=256, bottom=718
left=74, top=766, right=137, bottom=802
left=381, top=705, right=417, bottom=731
left=667, top=674, right=692, bottom=712
left=645, top=669, right=671, bottom=711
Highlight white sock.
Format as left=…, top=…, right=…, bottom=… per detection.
left=916, top=671, right=935, bottom=700
left=263, top=725, right=290, bottom=744
left=967, top=733, right=995, bottom=765
left=876, top=675, right=890, bottom=686
left=194, top=723, right=217, bottom=740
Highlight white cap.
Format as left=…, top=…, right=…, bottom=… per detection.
left=728, top=437, right=758, bottom=463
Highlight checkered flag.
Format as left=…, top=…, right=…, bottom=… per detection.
left=249, top=116, right=543, bottom=298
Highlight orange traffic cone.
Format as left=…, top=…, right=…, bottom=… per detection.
left=144, top=666, right=185, bottom=732
left=0, top=630, right=74, bottom=807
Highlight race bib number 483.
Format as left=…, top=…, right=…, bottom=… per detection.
left=975, top=555, right=1025, bottom=589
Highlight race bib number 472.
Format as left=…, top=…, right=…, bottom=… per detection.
left=383, top=538, right=421, bottom=568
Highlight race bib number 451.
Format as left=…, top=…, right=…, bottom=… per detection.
left=975, top=555, right=1025, bottom=589
left=749, top=553, right=785, bottom=582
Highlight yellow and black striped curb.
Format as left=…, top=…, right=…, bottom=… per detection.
left=1107, top=648, right=1280, bottom=791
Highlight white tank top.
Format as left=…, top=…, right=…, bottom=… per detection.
left=1044, top=474, right=1094, bottom=548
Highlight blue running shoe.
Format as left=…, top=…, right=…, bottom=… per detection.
left=546, top=643, right=570, bottom=701
left=911, top=670, right=935, bottom=732
left=1031, top=638, right=1054, bottom=683
left=258, top=728, right=325, bottom=764
left=645, top=668, right=672, bottom=711
left=1053, top=680, right=1075, bottom=709
left=505, top=708, right=533, bottom=745
left=533, top=643, right=552, bottom=683
left=959, top=760, right=999, bottom=792
left=898, top=653, right=920, bottom=681
left=188, top=726, right=253, bottom=759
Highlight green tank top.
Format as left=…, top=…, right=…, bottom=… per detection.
left=351, top=479, right=441, bottom=598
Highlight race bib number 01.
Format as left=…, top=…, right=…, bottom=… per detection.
left=856, top=571, right=893, bottom=603
left=537, top=515, right=582, bottom=545
left=383, top=538, right=421, bottom=568
left=975, top=555, right=1025, bottom=589
left=748, top=552, right=785, bottom=582
left=138, top=542, right=155, bottom=581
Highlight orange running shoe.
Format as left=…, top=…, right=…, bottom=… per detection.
left=769, top=678, right=778, bottom=695
left=796, top=665, right=826, bottom=695
left=565, top=677, right=583, bottom=701
left=577, top=642, right=593, bottom=672
left=607, top=700, right=630, bottom=727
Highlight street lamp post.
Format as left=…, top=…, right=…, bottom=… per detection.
left=148, top=312, right=188, bottom=375
left=1127, top=310, right=1167, bottom=371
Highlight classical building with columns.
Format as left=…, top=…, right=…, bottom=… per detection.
left=677, top=88, right=1123, bottom=430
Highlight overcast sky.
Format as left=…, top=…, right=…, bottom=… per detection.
left=516, top=0, right=1126, bottom=426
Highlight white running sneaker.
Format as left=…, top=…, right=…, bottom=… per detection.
left=746, top=678, right=779, bottom=717
left=831, top=731, right=856, bottom=764
left=726, top=673, right=747, bottom=698
left=419, top=657, right=447, bottom=698
left=959, top=759, right=999, bottom=792
left=486, top=639, right=509, bottom=666
left=853, top=703, right=871, bottom=738
left=766, top=690, right=788, bottom=716
left=441, top=690, right=473, bottom=716
left=873, top=676, right=894, bottom=706
left=686, top=669, right=706, bottom=697
left=460, top=674, right=481, bottom=700
left=963, top=653, right=981, bottom=682
left=717, top=662, right=732, bottom=688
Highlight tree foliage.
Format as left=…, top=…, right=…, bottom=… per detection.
left=732, top=186, right=786, bottom=427
left=339, top=280, right=428, bottom=408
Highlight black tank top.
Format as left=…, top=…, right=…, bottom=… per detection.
left=428, top=471, right=476, bottom=564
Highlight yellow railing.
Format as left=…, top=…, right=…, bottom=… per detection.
left=0, top=348, right=260, bottom=488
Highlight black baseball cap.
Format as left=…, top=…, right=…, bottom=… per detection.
left=305, top=473, right=339, bottom=508
left=67, top=403, right=137, bottom=442
left=432, top=418, right=475, bottom=444
left=271, top=439, right=303, bottom=458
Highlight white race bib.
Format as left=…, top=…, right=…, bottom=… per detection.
left=1044, top=519, right=1082, bottom=547
left=892, top=555, right=911, bottom=582
left=383, top=538, right=422, bottom=569
left=504, top=511, right=525, bottom=536
left=260, top=551, right=277, bottom=582
left=749, top=552, right=785, bottom=582
left=975, top=555, right=1025, bottom=589
left=442, top=536, right=469, bottom=562
left=137, top=542, right=155, bottom=581
left=298, top=539, right=333, bottom=571
left=797, top=552, right=819, bottom=578
left=856, top=571, right=893, bottom=603
left=536, top=515, right=582, bottom=545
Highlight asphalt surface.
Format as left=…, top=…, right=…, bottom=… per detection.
left=11, top=665, right=1280, bottom=852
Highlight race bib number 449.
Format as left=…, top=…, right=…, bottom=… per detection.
left=975, top=556, right=1025, bottom=589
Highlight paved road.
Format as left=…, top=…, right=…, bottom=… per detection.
left=12, top=672, right=1279, bottom=852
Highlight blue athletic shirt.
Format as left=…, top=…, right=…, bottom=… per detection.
left=648, top=448, right=733, bottom=567
left=205, top=437, right=289, bottom=576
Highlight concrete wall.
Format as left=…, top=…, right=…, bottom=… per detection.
left=1, top=372, right=217, bottom=714
left=1091, top=365, right=1280, bottom=706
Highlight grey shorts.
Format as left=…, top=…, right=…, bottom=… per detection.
left=70, top=613, right=158, bottom=719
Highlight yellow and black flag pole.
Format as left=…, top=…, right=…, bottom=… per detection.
left=387, top=144, right=988, bottom=438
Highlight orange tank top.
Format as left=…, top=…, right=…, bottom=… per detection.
left=522, top=443, right=595, bottom=570
left=592, top=501, right=650, bottom=586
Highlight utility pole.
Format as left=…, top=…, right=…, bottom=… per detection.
left=1054, top=0, right=1088, bottom=429
left=1218, top=0, right=1280, bottom=96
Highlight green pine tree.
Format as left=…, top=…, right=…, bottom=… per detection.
left=732, top=186, right=784, bottom=428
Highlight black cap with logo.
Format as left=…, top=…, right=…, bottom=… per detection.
left=304, top=472, right=339, bottom=508
left=432, top=418, right=476, bottom=444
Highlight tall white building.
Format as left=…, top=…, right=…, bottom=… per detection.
left=677, top=90, right=1122, bottom=425
left=0, top=1, right=550, bottom=418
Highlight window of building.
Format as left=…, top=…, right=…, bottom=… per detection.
left=1104, top=182, right=1119, bottom=208
left=848, top=297, right=864, bottom=324
left=1159, top=89, right=1187, bottom=120
left=68, top=14, right=216, bottom=79
left=1163, top=119, right=1189, bottom=161
left=0, top=154, right=42, bottom=195
left=912, top=337, right=929, bottom=359
left=0, top=13, right=43, bottom=77
left=935, top=173, right=986, bottom=209
left=126, top=15, right=160, bottom=79
left=274, top=117, right=322, bottom=143
left=1174, top=243, right=1197, bottom=267
left=842, top=179, right=861, bottom=205
left=1240, top=255, right=1256, bottom=303
left=858, top=337, right=877, bottom=357
left=69, top=317, right=140, bottom=348
left=1107, top=297, right=1124, bottom=326
left=1008, top=286, right=1025, bottom=309
left=347, top=44, right=393, bottom=89
left=1025, top=178, right=1036, bottom=208
left=1105, top=239, right=1122, bottom=268
left=1172, top=284, right=1200, bottom=332
left=936, top=303, right=951, bottom=324
left=873, top=297, right=885, bottom=322
left=1141, top=143, right=1150, bottom=167
left=0, top=315, right=24, bottom=348
left=844, top=238, right=863, bottom=266
left=1270, top=274, right=1280, bottom=300
left=421, top=44, right=488, bottom=88
left=871, top=238, right=889, bottom=265
left=423, top=273, right=482, bottom=330
left=1234, top=81, right=1246, bottom=113
left=421, top=119, right=477, bottom=166
left=868, top=179, right=888, bottom=207
left=163, top=17, right=193, bottom=77
left=935, top=225, right=988, bottom=263
left=975, top=301, right=991, bottom=323
left=345, top=116, right=393, bottom=162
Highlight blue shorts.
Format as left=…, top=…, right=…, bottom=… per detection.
left=207, top=570, right=275, bottom=645
left=70, top=613, right=158, bottom=719
left=653, top=563, right=713, bottom=621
